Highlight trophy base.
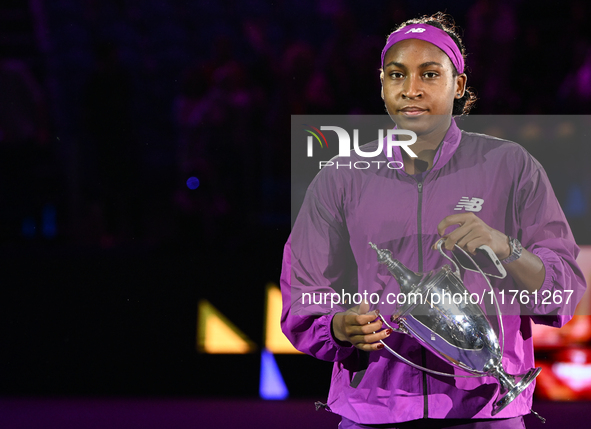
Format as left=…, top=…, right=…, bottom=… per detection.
left=491, top=367, right=542, bottom=415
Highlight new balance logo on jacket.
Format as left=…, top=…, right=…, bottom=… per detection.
left=454, top=197, right=484, bottom=212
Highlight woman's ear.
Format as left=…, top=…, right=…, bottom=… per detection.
left=455, top=73, right=467, bottom=98
left=380, top=70, right=384, bottom=100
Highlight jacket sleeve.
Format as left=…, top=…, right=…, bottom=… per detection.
left=513, top=150, right=587, bottom=327
left=280, top=176, right=357, bottom=362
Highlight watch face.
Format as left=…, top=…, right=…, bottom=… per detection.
left=512, top=238, right=522, bottom=254
left=503, top=237, right=521, bottom=263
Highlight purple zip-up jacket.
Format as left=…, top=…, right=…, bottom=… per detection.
left=280, top=118, right=586, bottom=424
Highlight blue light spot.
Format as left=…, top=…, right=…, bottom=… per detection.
left=564, top=184, right=587, bottom=218
left=42, top=204, right=57, bottom=238
left=186, top=176, right=200, bottom=190
left=259, top=348, right=289, bottom=400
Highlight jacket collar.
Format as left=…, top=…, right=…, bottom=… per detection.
left=383, top=117, right=462, bottom=174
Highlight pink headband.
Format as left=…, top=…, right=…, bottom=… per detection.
left=381, top=23, right=464, bottom=74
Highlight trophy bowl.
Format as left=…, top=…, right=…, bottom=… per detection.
left=369, top=242, right=544, bottom=422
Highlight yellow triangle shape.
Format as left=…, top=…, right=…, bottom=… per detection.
left=197, top=300, right=256, bottom=354
left=264, top=283, right=302, bottom=354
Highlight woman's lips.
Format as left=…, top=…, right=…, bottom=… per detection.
left=399, top=107, right=427, bottom=116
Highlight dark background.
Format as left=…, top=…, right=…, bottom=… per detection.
left=1, top=0, right=590, bottom=400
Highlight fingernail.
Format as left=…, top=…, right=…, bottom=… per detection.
left=374, top=309, right=380, bottom=316
left=385, top=329, right=392, bottom=336
left=377, top=344, right=384, bottom=350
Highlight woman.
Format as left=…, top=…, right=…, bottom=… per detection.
left=281, top=13, right=586, bottom=428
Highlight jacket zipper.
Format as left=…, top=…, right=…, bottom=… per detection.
left=416, top=180, right=428, bottom=419
left=402, top=141, right=446, bottom=419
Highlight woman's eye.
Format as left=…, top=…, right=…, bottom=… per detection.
left=424, top=72, right=438, bottom=78
left=390, top=72, right=404, bottom=79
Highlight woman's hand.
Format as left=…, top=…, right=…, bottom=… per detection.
left=331, top=301, right=391, bottom=351
left=434, top=212, right=545, bottom=292
left=434, top=212, right=511, bottom=259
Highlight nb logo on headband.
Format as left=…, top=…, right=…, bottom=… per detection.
left=405, top=28, right=426, bottom=34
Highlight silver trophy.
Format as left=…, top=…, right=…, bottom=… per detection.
left=369, top=241, right=545, bottom=422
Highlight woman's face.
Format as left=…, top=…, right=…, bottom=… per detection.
left=381, top=38, right=466, bottom=136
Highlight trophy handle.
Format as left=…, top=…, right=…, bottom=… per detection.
left=455, top=244, right=507, bottom=279
left=377, top=314, right=481, bottom=378
left=436, top=240, right=461, bottom=277
left=435, top=240, right=507, bottom=279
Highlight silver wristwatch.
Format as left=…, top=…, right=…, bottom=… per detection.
left=501, top=236, right=522, bottom=264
